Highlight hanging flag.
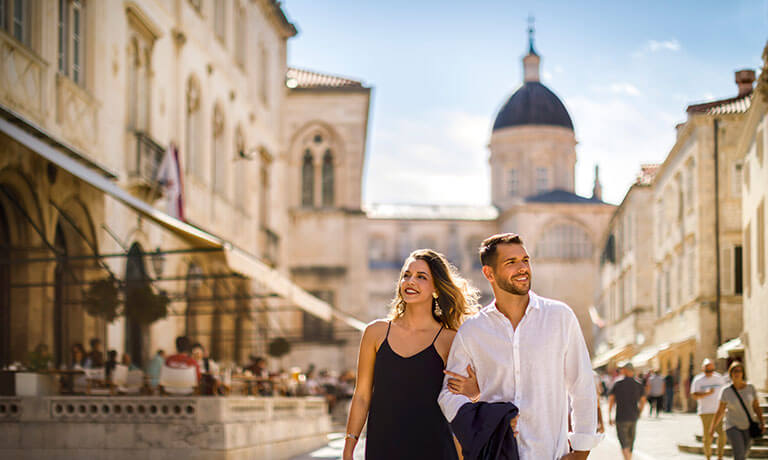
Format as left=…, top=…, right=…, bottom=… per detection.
left=156, top=143, right=185, bottom=221
left=588, top=305, right=605, bottom=328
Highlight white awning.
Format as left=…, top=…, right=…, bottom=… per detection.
left=592, top=344, right=633, bottom=369
left=1, top=116, right=365, bottom=331
left=717, top=337, right=744, bottom=359
left=631, top=345, right=663, bottom=368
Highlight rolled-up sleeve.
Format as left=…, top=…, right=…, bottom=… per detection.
left=438, top=330, right=472, bottom=422
left=564, top=312, right=603, bottom=451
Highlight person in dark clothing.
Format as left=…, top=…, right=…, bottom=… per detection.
left=609, top=362, right=647, bottom=460
left=342, top=249, right=480, bottom=460
left=85, top=337, right=104, bottom=368
left=663, top=372, right=675, bottom=412
left=104, top=350, right=118, bottom=381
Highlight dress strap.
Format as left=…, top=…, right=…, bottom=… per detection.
left=431, top=325, right=444, bottom=345
left=385, top=321, right=392, bottom=339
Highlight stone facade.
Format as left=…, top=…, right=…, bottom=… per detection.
left=737, top=48, right=768, bottom=391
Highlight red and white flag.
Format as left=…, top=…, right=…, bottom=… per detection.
left=156, top=143, right=185, bottom=221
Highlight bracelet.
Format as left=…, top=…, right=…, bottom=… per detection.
left=345, top=433, right=359, bottom=441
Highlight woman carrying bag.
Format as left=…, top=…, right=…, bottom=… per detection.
left=709, top=361, right=765, bottom=460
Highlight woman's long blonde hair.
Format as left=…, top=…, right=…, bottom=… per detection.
left=389, top=249, right=479, bottom=330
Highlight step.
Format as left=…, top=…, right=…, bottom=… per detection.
left=695, top=434, right=768, bottom=446
left=678, top=444, right=768, bottom=458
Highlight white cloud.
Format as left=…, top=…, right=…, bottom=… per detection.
left=633, top=39, right=681, bottom=57
left=542, top=70, right=554, bottom=81
left=608, top=82, right=641, bottom=96
left=364, top=110, right=491, bottom=205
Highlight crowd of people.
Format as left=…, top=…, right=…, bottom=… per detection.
left=600, top=359, right=764, bottom=460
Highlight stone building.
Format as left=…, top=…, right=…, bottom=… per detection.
left=0, top=0, right=362, bottom=373
left=736, top=43, right=768, bottom=392
left=361, top=35, right=615, bottom=355
left=592, top=165, right=658, bottom=370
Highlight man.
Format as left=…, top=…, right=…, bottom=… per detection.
left=608, top=362, right=646, bottom=460
left=85, top=337, right=104, bottom=368
left=645, top=369, right=665, bottom=417
left=192, top=342, right=219, bottom=395
left=146, top=349, right=165, bottom=390
left=690, top=358, right=726, bottom=460
left=439, top=233, right=601, bottom=459
left=663, top=370, right=675, bottom=412
left=165, top=336, right=200, bottom=382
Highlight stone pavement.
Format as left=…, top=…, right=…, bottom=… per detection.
left=290, top=402, right=706, bottom=460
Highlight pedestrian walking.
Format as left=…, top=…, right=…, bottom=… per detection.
left=608, top=362, right=646, bottom=460
left=709, top=361, right=765, bottom=460
left=646, top=369, right=665, bottom=417
left=438, top=233, right=600, bottom=459
left=342, top=249, right=480, bottom=460
left=691, top=358, right=727, bottom=460
left=663, top=371, right=675, bottom=412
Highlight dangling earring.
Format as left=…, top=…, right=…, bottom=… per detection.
left=432, top=292, right=443, bottom=316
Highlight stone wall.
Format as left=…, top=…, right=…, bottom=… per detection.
left=0, top=396, right=329, bottom=460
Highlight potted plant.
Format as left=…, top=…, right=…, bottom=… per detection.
left=15, top=344, right=57, bottom=396
left=83, top=277, right=121, bottom=322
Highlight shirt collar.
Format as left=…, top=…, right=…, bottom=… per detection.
left=488, top=291, right=540, bottom=317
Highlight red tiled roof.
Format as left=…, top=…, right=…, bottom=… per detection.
left=686, top=92, right=752, bottom=115
left=286, top=67, right=365, bottom=89
left=636, top=164, right=660, bottom=185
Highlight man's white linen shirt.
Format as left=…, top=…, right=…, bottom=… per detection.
left=438, top=291, right=602, bottom=459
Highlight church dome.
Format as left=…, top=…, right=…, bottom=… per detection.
left=492, top=82, right=573, bottom=131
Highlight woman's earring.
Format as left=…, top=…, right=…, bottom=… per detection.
left=433, top=292, right=443, bottom=316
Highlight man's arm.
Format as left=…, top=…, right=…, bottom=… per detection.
left=438, top=331, right=474, bottom=422
left=608, top=394, right=616, bottom=425
left=563, top=312, right=602, bottom=456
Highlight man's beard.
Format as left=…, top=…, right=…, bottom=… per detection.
left=496, top=272, right=531, bottom=295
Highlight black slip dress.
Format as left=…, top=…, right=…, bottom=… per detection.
left=365, top=322, right=459, bottom=460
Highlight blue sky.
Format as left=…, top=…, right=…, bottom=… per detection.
left=282, top=1, right=768, bottom=205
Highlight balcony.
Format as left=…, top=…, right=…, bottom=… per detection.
left=261, top=227, right=279, bottom=268
left=0, top=29, right=47, bottom=123
left=126, top=131, right=166, bottom=199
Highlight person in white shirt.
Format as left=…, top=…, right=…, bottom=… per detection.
left=439, top=233, right=601, bottom=460
left=691, top=358, right=727, bottom=460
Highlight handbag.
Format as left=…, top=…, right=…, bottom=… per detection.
left=730, top=385, right=763, bottom=438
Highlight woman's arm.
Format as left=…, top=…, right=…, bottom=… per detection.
left=708, top=401, right=727, bottom=437
left=342, top=322, right=382, bottom=460
left=752, top=390, right=765, bottom=431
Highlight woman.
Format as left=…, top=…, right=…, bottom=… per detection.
left=709, top=361, right=765, bottom=460
left=343, top=249, right=479, bottom=460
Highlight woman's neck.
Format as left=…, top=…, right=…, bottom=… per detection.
left=733, top=380, right=747, bottom=389
left=399, top=302, right=438, bottom=330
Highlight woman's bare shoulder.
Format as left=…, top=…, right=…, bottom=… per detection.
left=363, top=319, right=390, bottom=343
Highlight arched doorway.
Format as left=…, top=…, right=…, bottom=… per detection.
left=0, top=202, right=10, bottom=367
left=125, top=243, right=150, bottom=366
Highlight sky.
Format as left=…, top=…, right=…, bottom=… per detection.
left=282, top=1, right=768, bottom=206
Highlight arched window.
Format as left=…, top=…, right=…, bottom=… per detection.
left=301, top=150, right=314, bottom=207
left=321, top=149, right=334, bottom=206
left=212, top=104, right=226, bottom=196
left=535, top=224, right=593, bottom=260
left=185, top=76, right=202, bottom=177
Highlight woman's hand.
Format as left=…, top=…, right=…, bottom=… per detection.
left=445, top=365, right=480, bottom=401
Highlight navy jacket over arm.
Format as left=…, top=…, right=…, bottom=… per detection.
left=450, top=401, right=520, bottom=460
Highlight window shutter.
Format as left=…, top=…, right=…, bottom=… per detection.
left=721, top=246, right=733, bottom=295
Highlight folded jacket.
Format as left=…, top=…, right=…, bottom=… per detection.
left=450, top=401, right=520, bottom=460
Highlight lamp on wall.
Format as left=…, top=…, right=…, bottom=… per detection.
left=150, top=247, right=166, bottom=278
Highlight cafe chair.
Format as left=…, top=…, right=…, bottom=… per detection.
left=114, top=365, right=143, bottom=394
left=158, top=365, right=198, bottom=395
left=84, top=368, right=115, bottom=395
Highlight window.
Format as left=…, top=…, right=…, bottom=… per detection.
left=126, top=23, right=153, bottom=133
left=534, top=224, right=593, bottom=260
left=734, top=245, right=743, bottom=295
left=301, top=150, right=314, bottom=207
left=732, top=162, right=744, bottom=197
left=58, top=0, right=85, bottom=85
left=234, top=2, right=246, bottom=67
left=507, top=169, right=519, bottom=196
left=535, top=167, right=548, bottom=194
left=758, top=199, right=765, bottom=285
left=303, top=291, right=334, bottom=342
left=185, top=76, right=202, bottom=178
left=745, top=223, right=751, bottom=297
left=259, top=44, right=269, bottom=105
left=321, top=150, right=334, bottom=207
left=2, top=0, right=29, bottom=45
left=212, top=105, right=227, bottom=196
left=234, top=127, right=248, bottom=212
left=214, top=0, right=226, bottom=43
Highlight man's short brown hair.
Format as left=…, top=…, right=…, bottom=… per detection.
left=479, top=233, right=525, bottom=267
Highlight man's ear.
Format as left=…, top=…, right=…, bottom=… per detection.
left=481, top=265, right=494, bottom=283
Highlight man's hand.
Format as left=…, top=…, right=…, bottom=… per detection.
left=560, top=451, right=589, bottom=460
left=609, top=418, right=615, bottom=426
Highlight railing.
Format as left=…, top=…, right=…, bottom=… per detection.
left=0, top=29, right=48, bottom=123
left=129, top=131, right=166, bottom=189
left=262, top=227, right=279, bottom=267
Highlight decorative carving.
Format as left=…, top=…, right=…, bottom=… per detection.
left=213, top=106, right=225, bottom=136
left=0, top=30, right=47, bottom=123
left=186, top=80, right=200, bottom=113
left=55, top=74, right=100, bottom=153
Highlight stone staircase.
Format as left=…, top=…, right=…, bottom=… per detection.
left=677, top=394, right=768, bottom=457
